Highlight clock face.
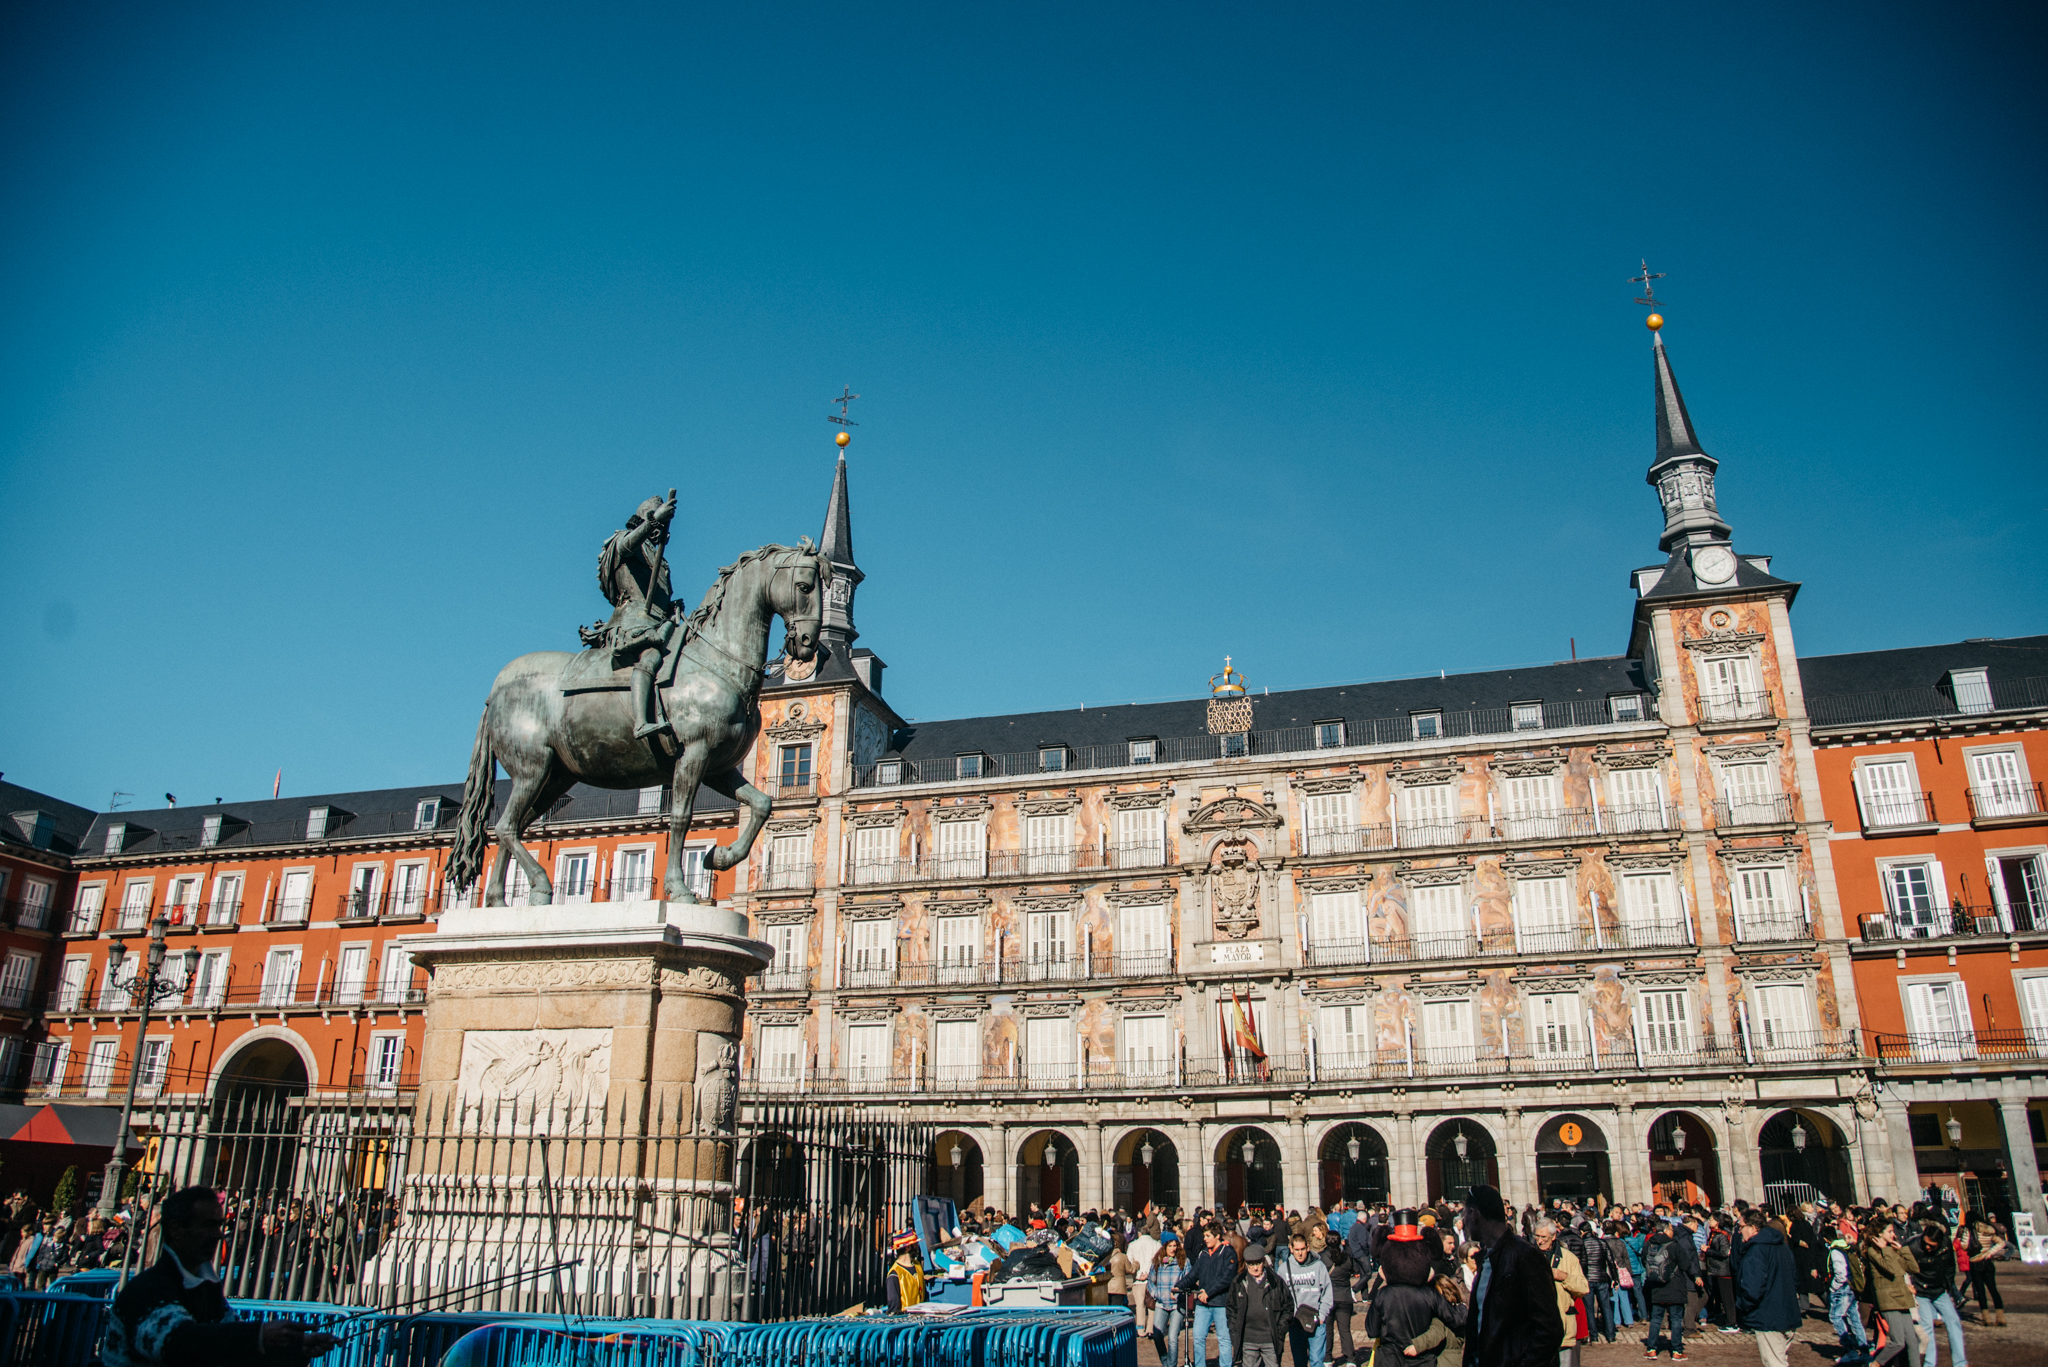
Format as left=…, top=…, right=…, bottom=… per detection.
left=1691, top=546, right=1737, bottom=585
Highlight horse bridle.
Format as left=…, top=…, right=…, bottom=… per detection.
left=675, top=552, right=821, bottom=695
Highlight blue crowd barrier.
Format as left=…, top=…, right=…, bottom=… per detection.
left=47, top=1271, right=119, bottom=1301
left=440, top=1321, right=708, bottom=1367
left=0, top=1292, right=108, bottom=1367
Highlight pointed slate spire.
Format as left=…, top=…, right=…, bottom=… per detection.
left=1644, top=323, right=1731, bottom=553
left=819, top=449, right=863, bottom=651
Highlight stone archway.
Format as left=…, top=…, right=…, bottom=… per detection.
left=1534, top=1113, right=1610, bottom=1204
left=1317, top=1122, right=1390, bottom=1208
left=1215, top=1126, right=1285, bottom=1211
left=1647, top=1110, right=1721, bottom=1206
left=1424, top=1118, right=1499, bottom=1203
left=931, top=1130, right=985, bottom=1211
left=1016, top=1129, right=1080, bottom=1214
left=1759, top=1109, right=1854, bottom=1208
left=1114, top=1128, right=1181, bottom=1214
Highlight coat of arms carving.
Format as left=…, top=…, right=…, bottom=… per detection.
left=1210, top=839, right=1261, bottom=940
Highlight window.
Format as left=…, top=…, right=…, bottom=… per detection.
left=85, top=1039, right=119, bottom=1096
left=1620, top=872, right=1685, bottom=946
left=1421, top=998, right=1474, bottom=1064
left=17, top=878, right=52, bottom=930
left=556, top=851, right=594, bottom=902
left=764, top=834, right=809, bottom=890
left=1903, top=979, right=1974, bottom=1062
left=757, top=1024, right=803, bottom=1082
left=851, top=825, right=895, bottom=884
left=1412, top=712, right=1442, bottom=740
left=390, top=862, right=428, bottom=915
left=877, top=760, right=901, bottom=785
left=1734, top=865, right=1797, bottom=941
left=1699, top=654, right=1761, bottom=719
left=1527, top=993, right=1582, bottom=1057
left=681, top=845, right=712, bottom=900
left=1409, top=883, right=1468, bottom=958
left=2020, top=975, right=2048, bottom=1049
left=1024, top=813, right=1074, bottom=874
left=381, top=945, right=416, bottom=1002
left=260, top=949, right=301, bottom=1006
left=371, top=1035, right=404, bottom=1090
left=779, top=744, right=814, bottom=789
left=933, top=1019, right=978, bottom=1084
left=616, top=847, right=654, bottom=899
left=1025, top=907, right=1072, bottom=978
left=1302, top=791, right=1352, bottom=856
left=1316, top=721, right=1346, bottom=749
left=1398, top=782, right=1457, bottom=847
left=1606, top=765, right=1666, bottom=831
left=1750, top=983, right=1811, bottom=1053
left=1040, top=747, right=1067, bottom=772
left=955, top=753, right=982, bottom=780
left=1609, top=694, right=1645, bottom=723
left=1968, top=749, right=2031, bottom=817
left=165, top=876, right=202, bottom=924
left=138, top=1038, right=171, bottom=1091
left=1221, top=731, right=1247, bottom=758
left=1514, top=877, right=1575, bottom=953
left=1638, top=990, right=1692, bottom=1056
left=1114, top=806, right=1165, bottom=867
left=209, top=874, right=243, bottom=926
left=0, top=952, right=36, bottom=1008
left=119, top=880, right=153, bottom=931
left=276, top=870, right=312, bottom=923
left=201, top=814, right=223, bottom=847
left=1949, top=668, right=1993, bottom=714
left=636, top=786, right=664, bottom=816
left=1129, top=739, right=1157, bottom=765
left=847, top=917, right=896, bottom=986
left=935, top=915, right=981, bottom=982
left=306, top=806, right=331, bottom=840
left=1511, top=702, right=1543, bottom=731
left=1720, top=761, right=1777, bottom=825
left=191, top=950, right=230, bottom=1007
left=1026, top=1014, right=1075, bottom=1083
left=347, top=865, right=380, bottom=917
left=414, top=798, right=440, bottom=831
left=103, top=823, right=126, bottom=855
left=99, top=954, right=137, bottom=1011
left=69, top=884, right=105, bottom=934
left=1309, top=889, right=1365, bottom=961
left=335, top=946, right=369, bottom=1004
left=57, top=957, right=89, bottom=1012
left=936, top=819, right=986, bottom=878
left=1880, top=862, right=1945, bottom=936
left=1123, top=1014, right=1170, bottom=1079
left=1499, top=773, right=1561, bottom=838
left=1860, top=759, right=1923, bottom=827
left=31, top=1040, right=68, bottom=1094
left=1317, top=1003, right=1370, bottom=1070
left=1117, top=903, right=1168, bottom=972
left=762, top=921, right=807, bottom=988
left=847, top=1022, right=892, bottom=1087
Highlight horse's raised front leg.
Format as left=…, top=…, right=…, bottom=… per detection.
left=495, top=759, right=570, bottom=907
left=664, top=744, right=711, bottom=903
left=701, top=767, right=773, bottom=872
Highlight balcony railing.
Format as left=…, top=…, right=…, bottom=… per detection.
left=1698, top=690, right=1775, bottom=725
left=1733, top=914, right=1811, bottom=944
left=1870, top=1029, right=2048, bottom=1066
left=1858, top=791, right=1936, bottom=831
left=741, top=1029, right=1861, bottom=1096
left=748, top=968, right=813, bottom=993
left=263, top=898, right=313, bottom=927
left=1858, top=900, right=2048, bottom=944
left=774, top=777, right=815, bottom=800
left=756, top=861, right=815, bottom=892
left=1968, top=782, right=2046, bottom=824
left=1300, top=918, right=1696, bottom=968
left=1714, top=794, right=1796, bottom=828
left=852, top=697, right=1642, bottom=788
left=823, top=948, right=1183, bottom=990
left=50, top=973, right=430, bottom=1016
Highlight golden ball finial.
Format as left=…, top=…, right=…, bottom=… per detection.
left=1646, top=313, right=1664, bottom=331
left=835, top=430, right=851, bottom=448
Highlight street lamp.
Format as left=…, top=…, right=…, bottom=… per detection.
left=1671, top=1122, right=1688, bottom=1156
left=1140, top=1136, right=1155, bottom=1168
left=98, top=916, right=201, bottom=1215
left=950, top=1141, right=964, bottom=1169
left=1453, top=1125, right=1469, bottom=1161
left=1346, top=1132, right=1362, bottom=1163
left=1045, top=1141, right=1059, bottom=1168
left=1242, top=1137, right=1256, bottom=1168
left=1790, top=1118, right=1808, bottom=1153
left=1946, top=1110, right=1963, bottom=1150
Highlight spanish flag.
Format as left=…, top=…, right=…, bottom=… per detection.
left=1231, top=989, right=1267, bottom=1074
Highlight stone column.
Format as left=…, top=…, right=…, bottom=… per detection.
left=1502, top=1107, right=1539, bottom=1207
left=1999, top=1096, right=2048, bottom=1230
left=1390, top=1109, right=1423, bottom=1206
left=1721, top=1105, right=1764, bottom=1204
left=1880, top=1097, right=1921, bottom=1206
left=990, top=1120, right=1012, bottom=1216
left=1081, top=1118, right=1106, bottom=1211
left=1610, top=1104, right=1648, bottom=1208
left=1286, top=1114, right=1313, bottom=1212
left=1180, top=1117, right=1209, bottom=1211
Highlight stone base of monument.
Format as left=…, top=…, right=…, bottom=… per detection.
left=376, top=899, right=772, bottom=1318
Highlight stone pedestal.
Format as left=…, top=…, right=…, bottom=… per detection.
left=375, top=901, right=772, bottom=1317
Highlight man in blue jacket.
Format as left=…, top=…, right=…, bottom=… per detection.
left=1192, top=1222, right=1243, bottom=1367
left=1734, top=1210, right=1801, bottom=1367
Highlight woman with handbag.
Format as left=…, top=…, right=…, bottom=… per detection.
left=1604, top=1221, right=1636, bottom=1331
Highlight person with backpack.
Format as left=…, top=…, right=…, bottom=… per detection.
left=1642, top=1219, right=1703, bottom=1360
left=1825, top=1228, right=1871, bottom=1365
left=1963, top=1211, right=2005, bottom=1326
left=1861, top=1220, right=1921, bottom=1367
left=1908, top=1220, right=1967, bottom=1367
left=1622, top=1220, right=1649, bottom=1323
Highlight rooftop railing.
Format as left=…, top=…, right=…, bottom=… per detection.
left=1807, top=676, right=2048, bottom=728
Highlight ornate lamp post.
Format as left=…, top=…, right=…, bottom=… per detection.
left=98, top=916, right=201, bottom=1215
left=1672, top=1122, right=1688, bottom=1156
left=1790, top=1118, right=1808, bottom=1153
left=1242, top=1137, right=1256, bottom=1168
left=1946, top=1110, right=1963, bottom=1151
left=1346, top=1131, right=1362, bottom=1163
left=949, top=1138, right=965, bottom=1205
left=1453, top=1125, right=1470, bottom=1161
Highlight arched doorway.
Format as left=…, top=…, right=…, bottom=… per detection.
left=1534, top=1114, right=1610, bottom=1204
left=738, top=1131, right=808, bottom=1207
left=1016, top=1130, right=1080, bottom=1215
left=208, top=1035, right=312, bottom=1191
left=1215, top=1127, right=1285, bottom=1212
left=1424, top=1119, right=1498, bottom=1203
left=1759, top=1109, right=1854, bottom=1209
left=1114, top=1129, right=1180, bottom=1214
left=1318, top=1124, right=1390, bottom=1208
left=1648, top=1111, right=1720, bottom=1207
left=930, top=1131, right=985, bottom=1211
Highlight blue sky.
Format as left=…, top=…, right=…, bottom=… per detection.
left=3, top=2, right=2043, bottom=812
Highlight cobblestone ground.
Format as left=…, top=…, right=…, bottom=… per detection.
left=1133, top=1262, right=2047, bottom=1367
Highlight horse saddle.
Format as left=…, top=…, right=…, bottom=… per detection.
left=558, top=635, right=687, bottom=696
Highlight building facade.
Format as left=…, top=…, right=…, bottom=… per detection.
left=0, top=779, right=93, bottom=1082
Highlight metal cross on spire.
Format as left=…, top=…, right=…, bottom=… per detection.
left=1629, top=259, right=1667, bottom=308
left=828, top=385, right=860, bottom=428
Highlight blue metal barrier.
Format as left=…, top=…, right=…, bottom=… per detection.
left=1, top=1292, right=109, bottom=1367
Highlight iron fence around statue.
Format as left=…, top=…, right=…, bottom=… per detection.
left=112, top=1077, right=928, bottom=1323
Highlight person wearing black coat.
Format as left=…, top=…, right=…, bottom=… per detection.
left=1573, top=1223, right=1614, bottom=1344
left=1461, top=1185, right=1564, bottom=1367
left=1324, top=1240, right=1359, bottom=1367
left=1226, top=1245, right=1296, bottom=1367
left=1642, top=1223, right=1703, bottom=1359
left=1733, top=1215, right=1800, bottom=1367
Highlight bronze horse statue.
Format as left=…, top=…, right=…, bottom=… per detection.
left=446, top=541, right=830, bottom=905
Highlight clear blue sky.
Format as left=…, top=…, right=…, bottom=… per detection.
left=3, top=2, right=2043, bottom=813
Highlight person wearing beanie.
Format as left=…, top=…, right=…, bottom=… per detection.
left=1228, top=1242, right=1296, bottom=1367
left=1459, top=1184, right=1563, bottom=1367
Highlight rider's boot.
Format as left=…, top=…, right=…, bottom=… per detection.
left=632, top=660, right=667, bottom=739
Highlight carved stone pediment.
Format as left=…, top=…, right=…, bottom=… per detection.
left=1105, top=885, right=1176, bottom=906
left=1304, top=982, right=1381, bottom=1004
left=765, top=700, right=829, bottom=742
left=932, top=796, right=994, bottom=823
left=846, top=804, right=906, bottom=829
left=1606, top=850, right=1685, bottom=871
left=753, top=1009, right=810, bottom=1026
left=1105, top=786, right=1173, bottom=811
left=755, top=904, right=814, bottom=925
left=1625, top=969, right=1699, bottom=988
left=1733, top=963, right=1811, bottom=984
left=837, top=1007, right=897, bottom=1023
left=1407, top=975, right=1479, bottom=999
left=1682, top=631, right=1766, bottom=657
left=1292, top=770, right=1360, bottom=796
left=1184, top=789, right=1282, bottom=834
left=1706, top=740, right=1780, bottom=761
left=1020, top=998, right=1080, bottom=1019
left=1017, top=893, right=1082, bottom=914
left=1397, top=860, right=1471, bottom=887
left=1019, top=793, right=1080, bottom=818
left=843, top=898, right=904, bottom=920
left=1514, top=973, right=1585, bottom=995
left=1592, top=744, right=1671, bottom=770
left=1388, top=763, right=1463, bottom=789
left=1502, top=857, right=1578, bottom=882
left=930, top=1003, right=985, bottom=1020
left=1719, top=844, right=1797, bottom=867
left=765, top=814, right=820, bottom=834
left=1297, top=875, right=1371, bottom=894
left=928, top=896, right=991, bottom=918
left=1486, top=750, right=1567, bottom=778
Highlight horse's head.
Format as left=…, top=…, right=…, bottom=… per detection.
left=770, top=539, right=831, bottom=662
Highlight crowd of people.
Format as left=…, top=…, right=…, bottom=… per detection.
left=912, top=1187, right=2020, bottom=1367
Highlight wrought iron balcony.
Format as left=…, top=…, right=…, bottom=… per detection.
left=1698, top=690, right=1775, bottom=725
left=1732, top=914, right=1811, bottom=944
left=1301, top=917, right=1695, bottom=969
left=1870, top=1029, right=2048, bottom=1066
left=1968, top=781, right=2046, bottom=826
left=1857, top=899, right=2048, bottom=944
left=1714, top=794, right=1796, bottom=828
left=1857, top=791, right=1936, bottom=832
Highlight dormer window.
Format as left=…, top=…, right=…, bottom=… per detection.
left=1221, top=732, right=1247, bottom=758
left=414, top=798, right=441, bottom=831
left=1129, top=738, right=1157, bottom=765
left=877, top=760, right=901, bottom=785
left=103, top=823, right=127, bottom=856
left=1948, top=668, right=1993, bottom=714
left=1315, top=721, right=1345, bottom=749
left=1609, top=694, right=1645, bottom=723
left=637, top=786, right=663, bottom=815
left=956, top=753, right=984, bottom=780
left=306, top=807, right=330, bottom=840
left=201, top=815, right=223, bottom=847
left=1511, top=702, right=1542, bottom=731
left=1039, top=746, right=1067, bottom=772
left=1411, top=712, right=1442, bottom=740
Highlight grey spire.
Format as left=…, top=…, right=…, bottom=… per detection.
left=819, top=451, right=862, bottom=650
left=1646, top=330, right=1731, bottom=552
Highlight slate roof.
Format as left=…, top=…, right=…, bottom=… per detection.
left=886, top=657, right=1652, bottom=763
left=0, top=779, right=99, bottom=858
left=1631, top=547, right=1801, bottom=604
left=1798, top=635, right=2048, bottom=705
left=78, top=778, right=737, bottom=859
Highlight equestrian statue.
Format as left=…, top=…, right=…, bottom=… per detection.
left=445, top=492, right=830, bottom=906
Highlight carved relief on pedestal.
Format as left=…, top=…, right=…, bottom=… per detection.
left=436, top=959, right=650, bottom=992
left=693, top=1031, right=739, bottom=1136
left=457, top=1028, right=613, bottom=1110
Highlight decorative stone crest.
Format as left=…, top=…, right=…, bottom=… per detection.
left=1683, top=631, right=1765, bottom=657
left=1208, top=839, right=1262, bottom=940
left=1592, top=744, right=1671, bottom=770
left=1388, top=763, right=1463, bottom=788
left=1184, top=788, right=1282, bottom=836
left=1105, top=786, right=1173, bottom=811
left=1486, top=751, right=1567, bottom=778
left=764, top=702, right=827, bottom=743
left=1397, top=860, right=1472, bottom=887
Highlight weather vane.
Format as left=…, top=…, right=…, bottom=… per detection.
left=828, top=385, right=860, bottom=428
left=1629, top=259, right=1667, bottom=309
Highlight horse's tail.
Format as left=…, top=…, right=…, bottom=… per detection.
left=446, top=705, right=497, bottom=895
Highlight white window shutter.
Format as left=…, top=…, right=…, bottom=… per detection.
left=1928, top=860, right=1949, bottom=910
